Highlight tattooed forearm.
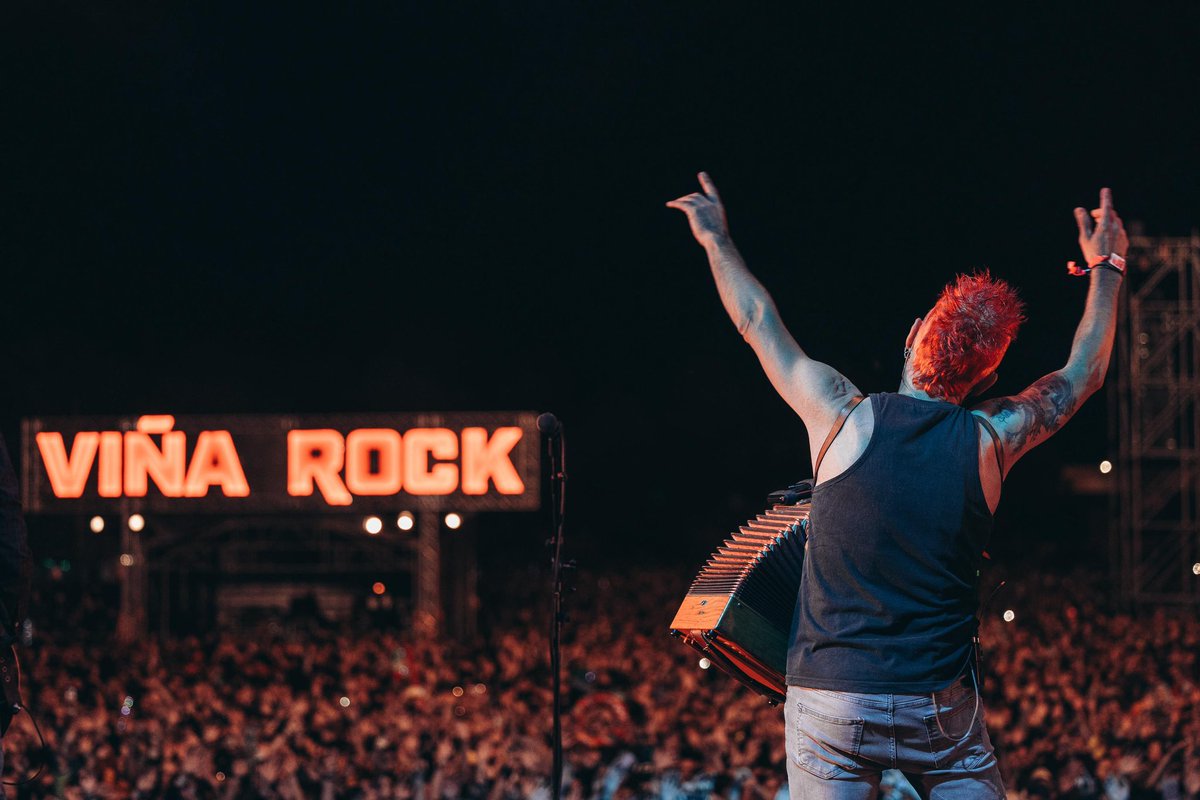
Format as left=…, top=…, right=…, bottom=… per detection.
left=985, top=372, right=1077, bottom=454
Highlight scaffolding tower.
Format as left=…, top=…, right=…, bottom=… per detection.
left=1111, top=233, right=1200, bottom=607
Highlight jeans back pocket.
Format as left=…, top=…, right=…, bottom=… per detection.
left=794, top=703, right=865, bottom=780
left=923, top=696, right=985, bottom=770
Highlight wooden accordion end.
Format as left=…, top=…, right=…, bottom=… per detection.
left=669, top=488, right=810, bottom=705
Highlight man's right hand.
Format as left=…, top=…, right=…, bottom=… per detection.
left=667, top=171, right=731, bottom=248
left=1074, top=187, right=1129, bottom=265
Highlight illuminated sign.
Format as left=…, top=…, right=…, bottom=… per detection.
left=22, top=413, right=539, bottom=514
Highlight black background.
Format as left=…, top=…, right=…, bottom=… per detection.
left=4, top=3, right=1198, bottom=570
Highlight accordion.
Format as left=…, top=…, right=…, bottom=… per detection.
left=669, top=481, right=811, bottom=705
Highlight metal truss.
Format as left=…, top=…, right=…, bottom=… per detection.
left=1110, top=234, right=1200, bottom=607
left=115, top=514, right=478, bottom=640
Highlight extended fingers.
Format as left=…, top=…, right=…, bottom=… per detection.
left=666, top=192, right=709, bottom=209
left=1074, top=207, right=1095, bottom=240
left=698, top=171, right=721, bottom=200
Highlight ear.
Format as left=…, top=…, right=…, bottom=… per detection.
left=905, top=317, right=922, bottom=350
left=967, top=371, right=999, bottom=399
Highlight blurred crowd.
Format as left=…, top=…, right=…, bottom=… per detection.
left=0, top=562, right=1195, bottom=799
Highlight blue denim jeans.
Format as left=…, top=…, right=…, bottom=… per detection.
left=784, top=678, right=1005, bottom=799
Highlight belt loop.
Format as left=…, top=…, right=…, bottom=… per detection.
left=888, top=692, right=897, bottom=769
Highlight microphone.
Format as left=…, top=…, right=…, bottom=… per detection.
left=537, top=412, right=562, bottom=437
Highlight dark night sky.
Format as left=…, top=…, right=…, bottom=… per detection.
left=3, top=4, right=1199, bottom=567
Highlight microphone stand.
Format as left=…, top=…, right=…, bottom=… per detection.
left=543, top=418, right=569, bottom=800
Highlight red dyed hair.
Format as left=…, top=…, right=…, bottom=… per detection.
left=910, top=271, right=1026, bottom=402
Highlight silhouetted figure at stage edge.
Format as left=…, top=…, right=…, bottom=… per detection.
left=0, top=433, right=32, bottom=797
left=669, top=174, right=1127, bottom=798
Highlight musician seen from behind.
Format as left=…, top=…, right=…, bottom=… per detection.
left=669, top=173, right=1126, bottom=799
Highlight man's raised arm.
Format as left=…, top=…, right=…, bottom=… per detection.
left=667, top=172, right=859, bottom=434
left=973, top=187, right=1128, bottom=474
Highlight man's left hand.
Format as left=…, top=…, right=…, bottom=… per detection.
left=667, top=172, right=731, bottom=248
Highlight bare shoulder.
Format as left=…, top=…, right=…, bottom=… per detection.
left=971, top=370, right=1080, bottom=467
left=791, top=358, right=862, bottom=430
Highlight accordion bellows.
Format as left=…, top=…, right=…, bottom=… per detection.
left=670, top=498, right=810, bottom=705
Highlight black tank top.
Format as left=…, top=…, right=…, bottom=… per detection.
left=785, top=392, right=993, bottom=692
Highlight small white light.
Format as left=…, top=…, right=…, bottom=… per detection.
left=444, top=513, right=462, bottom=530
left=1193, top=563, right=1200, bottom=576
left=339, top=696, right=351, bottom=708
left=1003, top=609, right=1015, bottom=623
left=364, top=516, right=383, bottom=535
left=89, top=516, right=105, bottom=534
left=1099, top=460, right=1113, bottom=474
left=397, top=512, right=415, bottom=531
left=698, top=658, right=711, bottom=670
left=128, top=514, right=145, bottom=532
left=119, top=553, right=134, bottom=567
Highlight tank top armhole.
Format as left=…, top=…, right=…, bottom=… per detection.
left=969, top=412, right=1001, bottom=519
left=812, top=394, right=879, bottom=492
left=971, top=413, right=1006, bottom=477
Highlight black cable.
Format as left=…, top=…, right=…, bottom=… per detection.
left=975, top=579, right=1007, bottom=689
left=547, top=430, right=566, bottom=800
left=3, top=703, right=48, bottom=786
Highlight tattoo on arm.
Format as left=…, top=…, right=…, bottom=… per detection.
left=987, top=373, right=1078, bottom=454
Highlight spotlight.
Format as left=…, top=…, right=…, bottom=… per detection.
left=397, top=511, right=415, bottom=531
left=444, top=513, right=462, bottom=530
left=364, top=516, right=383, bottom=535
left=119, top=553, right=134, bottom=567
left=1193, top=563, right=1200, bottom=576
left=339, top=696, right=351, bottom=708
left=698, top=658, right=711, bottom=670
left=372, top=581, right=386, bottom=595
left=89, top=516, right=105, bottom=534
left=1003, top=609, right=1015, bottom=623
left=1099, top=460, right=1113, bottom=474
left=128, top=514, right=145, bottom=532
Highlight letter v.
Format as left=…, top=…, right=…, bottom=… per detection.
left=37, top=432, right=100, bottom=498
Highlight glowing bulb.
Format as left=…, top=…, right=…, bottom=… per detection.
left=444, top=513, right=462, bottom=530
left=1099, top=460, right=1113, bottom=474
left=119, top=553, right=134, bottom=567
left=128, top=514, right=145, bottom=532
left=452, top=686, right=464, bottom=697
left=397, top=512, right=415, bottom=531
left=698, top=658, right=711, bottom=670
left=89, top=516, right=105, bottom=534
left=364, top=516, right=383, bottom=535
left=339, top=696, right=351, bottom=708
left=372, top=581, right=386, bottom=595
left=1193, top=563, right=1200, bottom=576
left=1003, top=609, right=1015, bottom=623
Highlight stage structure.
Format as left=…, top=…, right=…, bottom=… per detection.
left=22, top=412, right=540, bottom=640
left=1110, top=234, right=1200, bottom=607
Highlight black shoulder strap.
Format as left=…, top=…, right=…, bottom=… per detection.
left=972, top=413, right=1006, bottom=477
left=814, top=395, right=865, bottom=480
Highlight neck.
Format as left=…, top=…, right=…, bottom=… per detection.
left=898, top=373, right=959, bottom=405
